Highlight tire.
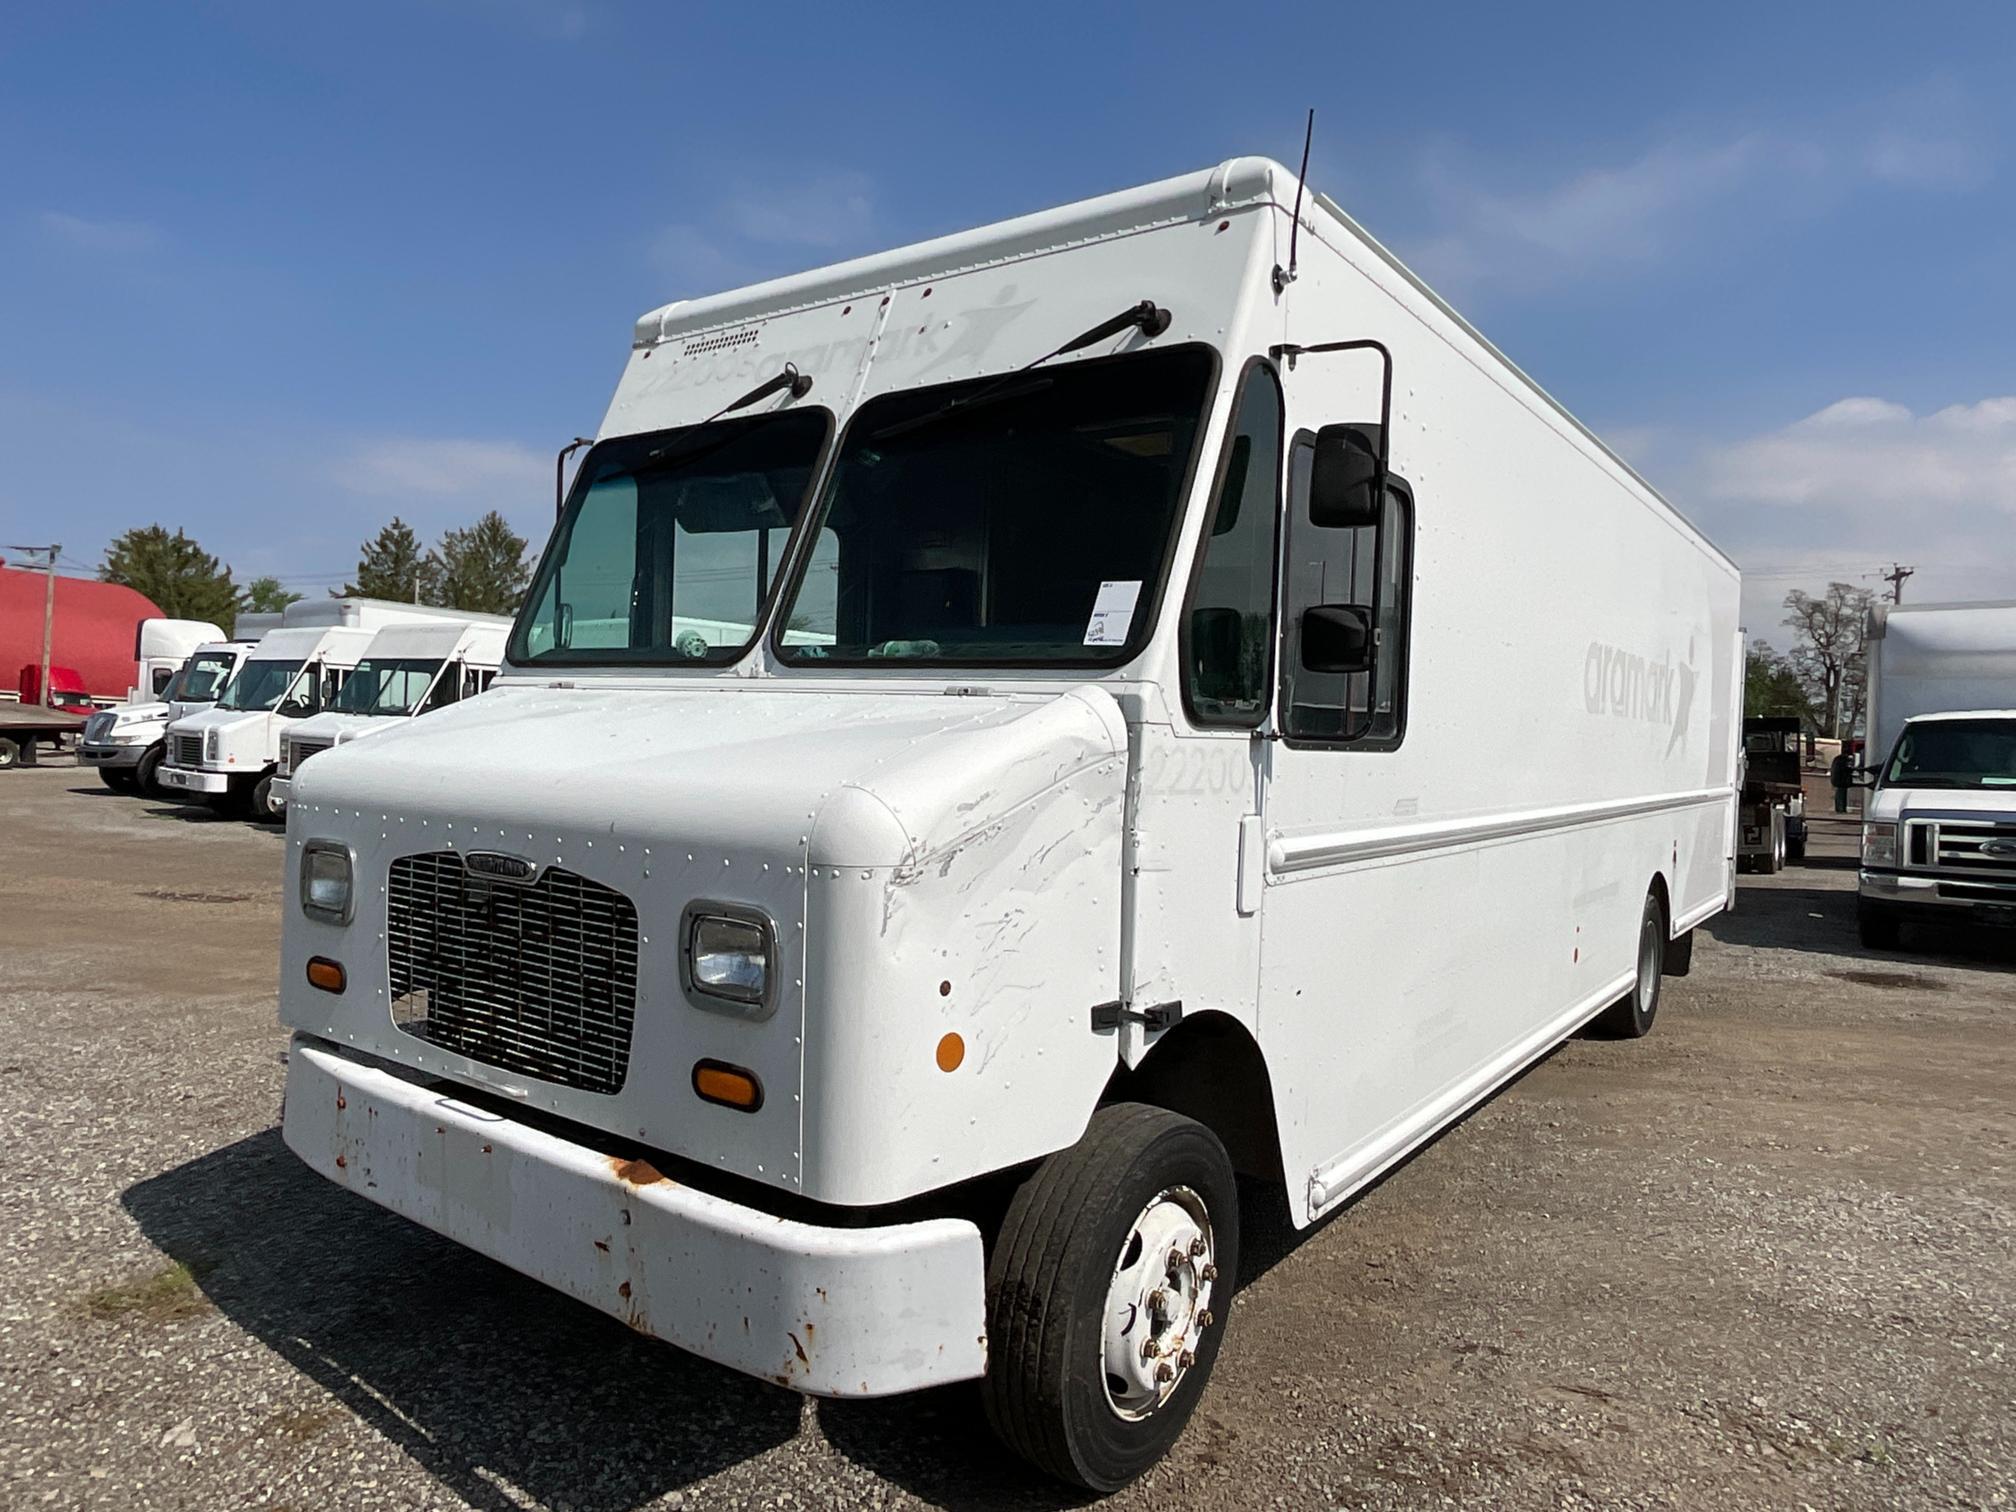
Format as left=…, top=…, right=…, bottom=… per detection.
left=99, top=766, right=138, bottom=792
left=215, top=781, right=255, bottom=819
left=1588, top=890, right=1665, bottom=1039
left=1858, top=901, right=1902, bottom=951
left=1785, top=831, right=1806, bottom=864
left=135, top=744, right=165, bottom=797
left=0, top=736, right=19, bottom=770
left=983, top=1103, right=1239, bottom=1492
left=250, top=772, right=284, bottom=824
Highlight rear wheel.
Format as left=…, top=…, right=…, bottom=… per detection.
left=1858, top=901, right=1902, bottom=951
left=1588, top=890, right=1665, bottom=1039
left=983, top=1103, right=1239, bottom=1492
left=0, top=736, right=21, bottom=770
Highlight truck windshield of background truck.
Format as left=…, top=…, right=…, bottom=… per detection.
left=773, top=345, right=1215, bottom=666
left=513, top=407, right=831, bottom=666
left=331, top=657, right=446, bottom=717
left=178, top=650, right=238, bottom=704
left=216, top=659, right=308, bottom=713
left=1882, top=719, right=2016, bottom=788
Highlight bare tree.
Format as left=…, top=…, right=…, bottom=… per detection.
left=1782, top=582, right=1875, bottom=738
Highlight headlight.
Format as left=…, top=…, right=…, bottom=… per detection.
left=204, top=727, right=220, bottom=762
left=1862, top=822, right=1898, bottom=867
left=681, top=905, right=774, bottom=1014
left=300, top=842, right=354, bottom=924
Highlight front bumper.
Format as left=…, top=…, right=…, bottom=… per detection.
left=159, top=765, right=232, bottom=795
left=1860, top=870, right=2016, bottom=928
left=282, top=1036, right=989, bottom=1396
left=270, top=775, right=293, bottom=808
left=79, top=743, right=146, bottom=769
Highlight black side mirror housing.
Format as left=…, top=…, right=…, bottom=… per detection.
left=1308, top=424, right=1384, bottom=529
left=1300, top=604, right=1374, bottom=675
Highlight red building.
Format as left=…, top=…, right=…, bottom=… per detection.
left=0, top=560, right=165, bottom=701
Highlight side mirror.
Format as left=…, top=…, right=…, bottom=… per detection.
left=1308, top=425, right=1384, bottom=529
left=1300, top=604, right=1374, bottom=675
left=1852, top=765, right=1881, bottom=788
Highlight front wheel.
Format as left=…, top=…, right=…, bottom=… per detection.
left=250, top=772, right=284, bottom=824
left=983, top=1103, right=1239, bottom=1492
left=1859, top=901, right=1901, bottom=951
left=99, top=765, right=138, bottom=792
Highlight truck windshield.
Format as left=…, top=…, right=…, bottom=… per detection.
left=1883, top=719, right=2016, bottom=788
left=333, top=658, right=445, bottom=717
left=217, top=659, right=306, bottom=712
left=178, top=651, right=237, bottom=703
left=774, top=345, right=1215, bottom=665
left=513, top=407, right=831, bottom=665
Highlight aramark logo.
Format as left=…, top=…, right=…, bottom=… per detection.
left=1584, top=639, right=1698, bottom=754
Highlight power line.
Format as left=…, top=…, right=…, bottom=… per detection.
left=1877, top=563, right=1916, bottom=603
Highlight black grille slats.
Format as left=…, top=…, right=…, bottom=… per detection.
left=386, top=850, right=639, bottom=1094
left=175, top=733, right=203, bottom=767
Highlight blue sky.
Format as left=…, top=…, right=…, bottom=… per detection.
left=3, top=1, right=2012, bottom=636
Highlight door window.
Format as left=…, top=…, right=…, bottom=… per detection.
left=1279, top=435, right=1413, bottom=744
left=1181, top=363, right=1283, bottom=726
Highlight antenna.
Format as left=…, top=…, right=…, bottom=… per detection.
left=1273, top=108, right=1315, bottom=296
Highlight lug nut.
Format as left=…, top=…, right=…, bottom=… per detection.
left=1179, top=1349, right=1196, bottom=1369
left=1197, top=1309, right=1214, bottom=1328
left=1201, top=1262, right=1218, bottom=1282
left=1141, top=1339, right=1160, bottom=1360
left=1167, top=1248, right=1186, bottom=1272
left=1189, top=1236, right=1208, bottom=1257
left=1155, top=1361, right=1175, bottom=1383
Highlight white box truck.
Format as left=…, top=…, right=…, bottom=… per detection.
left=1858, top=600, right=2016, bottom=949
left=270, top=616, right=510, bottom=811
left=78, top=621, right=269, bottom=795
left=276, top=157, right=1741, bottom=1489
left=162, top=598, right=484, bottom=820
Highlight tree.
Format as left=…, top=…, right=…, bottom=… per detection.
left=240, top=576, right=303, bottom=615
left=1745, top=639, right=1813, bottom=723
left=340, top=517, right=434, bottom=604
left=432, top=511, right=531, bottom=614
left=1782, top=582, right=1875, bottom=739
left=100, top=526, right=240, bottom=633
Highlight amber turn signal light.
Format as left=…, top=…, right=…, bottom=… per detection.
left=306, top=957, right=346, bottom=994
left=691, top=1060, right=762, bottom=1112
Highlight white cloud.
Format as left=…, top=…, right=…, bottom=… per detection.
left=336, top=437, right=548, bottom=499
left=37, top=210, right=161, bottom=253
left=1708, top=396, right=2016, bottom=510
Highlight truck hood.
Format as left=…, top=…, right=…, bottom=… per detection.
left=290, top=682, right=1129, bottom=868
left=288, top=711, right=392, bottom=744
left=1868, top=785, right=2016, bottom=822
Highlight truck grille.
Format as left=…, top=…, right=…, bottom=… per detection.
left=385, top=850, right=639, bottom=1094
left=84, top=712, right=115, bottom=743
left=1932, top=818, right=2016, bottom=879
left=174, top=733, right=204, bottom=767
left=282, top=737, right=332, bottom=777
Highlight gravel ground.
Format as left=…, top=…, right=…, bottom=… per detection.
left=2, top=760, right=2011, bottom=1511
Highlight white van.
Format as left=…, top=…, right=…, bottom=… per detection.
left=270, top=617, right=510, bottom=811
left=1858, top=600, right=2016, bottom=948
left=276, top=158, right=1740, bottom=1489
left=162, top=598, right=482, bottom=819
left=78, top=626, right=259, bottom=795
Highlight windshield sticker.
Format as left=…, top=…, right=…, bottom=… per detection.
left=1084, top=580, right=1143, bottom=647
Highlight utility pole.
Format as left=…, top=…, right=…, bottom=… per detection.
left=5, top=544, right=60, bottom=705
left=1880, top=563, right=1915, bottom=604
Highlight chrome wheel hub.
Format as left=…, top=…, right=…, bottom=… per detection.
left=1101, top=1185, right=1217, bottom=1420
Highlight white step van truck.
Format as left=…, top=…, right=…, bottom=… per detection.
left=270, top=616, right=510, bottom=812
left=277, top=158, right=1741, bottom=1489
left=77, top=620, right=266, bottom=795
left=1858, top=600, right=2016, bottom=950
left=162, top=598, right=479, bottom=820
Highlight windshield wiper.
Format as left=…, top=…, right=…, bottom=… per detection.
left=640, top=363, right=816, bottom=470
left=872, top=299, right=1172, bottom=442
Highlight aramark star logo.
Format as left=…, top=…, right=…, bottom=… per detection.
left=1667, top=639, right=1698, bottom=756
